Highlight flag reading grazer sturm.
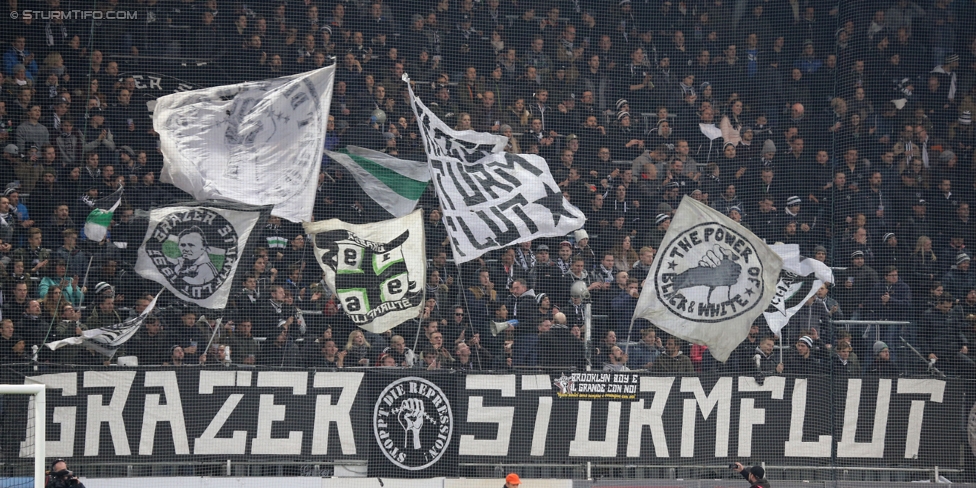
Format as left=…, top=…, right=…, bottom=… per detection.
left=633, top=196, right=783, bottom=362
left=404, top=74, right=587, bottom=264
left=134, top=202, right=271, bottom=310
left=84, top=187, right=123, bottom=242
left=46, top=291, right=162, bottom=358
left=764, top=244, right=834, bottom=336
left=152, top=65, right=335, bottom=223
left=304, top=210, right=426, bottom=334
left=324, top=146, right=430, bottom=218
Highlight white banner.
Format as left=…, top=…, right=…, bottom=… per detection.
left=633, top=196, right=783, bottom=362
left=135, top=202, right=270, bottom=309
left=763, top=244, right=835, bottom=335
left=153, top=66, right=335, bottom=222
left=404, top=74, right=586, bottom=263
left=304, top=210, right=426, bottom=334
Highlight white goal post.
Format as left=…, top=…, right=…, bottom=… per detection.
left=0, top=383, right=46, bottom=488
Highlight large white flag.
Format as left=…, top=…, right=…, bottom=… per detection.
left=404, top=75, right=586, bottom=263
left=134, top=202, right=271, bottom=309
left=305, top=210, right=426, bottom=334
left=46, top=291, right=162, bottom=357
left=633, top=196, right=783, bottom=362
left=763, top=244, right=835, bottom=335
left=152, top=66, right=335, bottom=222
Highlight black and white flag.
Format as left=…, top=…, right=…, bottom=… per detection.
left=633, top=196, right=783, bottom=362
left=304, top=210, right=426, bottom=334
left=45, top=292, right=162, bottom=357
left=404, top=75, right=586, bottom=263
left=134, top=202, right=272, bottom=309
left=764, top=244, right=835, bottom=336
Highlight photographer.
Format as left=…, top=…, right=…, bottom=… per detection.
left=732, top=462, right=769, bottom=488
left=46, top=459, right=86, bottom=488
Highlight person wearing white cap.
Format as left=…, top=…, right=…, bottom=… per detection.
left=875, top=232, right=907, bottom=271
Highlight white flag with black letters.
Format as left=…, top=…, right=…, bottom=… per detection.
left=633, top=196, right=783, bottom=362
left=404, top=75, right=586, bottom=264
left=134, top=202, right=271, bottom=309
left=304, top=210, right=426, bottom=334
left=763, top=244, right=835, bottom=336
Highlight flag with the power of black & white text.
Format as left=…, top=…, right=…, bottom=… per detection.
left=152, top=65, right=335, bottom=223
left=45, top=291, right=162, bottom=357
left=304, top=210, right=426, bottom=334
left=763, top=244, right=835, bottom=336
left=134, top=201, right=271, bottom=310
left=632, top=196, right=783, bottom=362
left=404, top=74, right=586, bottom=264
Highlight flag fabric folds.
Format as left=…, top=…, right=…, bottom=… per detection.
left=134, top=201, right=271, bottom=310
left=764, top=244, right=835, bottom=336
left=632, top=196, right=783, bottom=362
left=324, top=146, right=430, bottom=218
left=84, top=187, right=123, bottom=242
left=152, top=65, right=335, bottom=223
left=304, top=209, right=426, bottom=334
left=404, top=74, right=587, bottom=264
left=46, top=291, right=162, bottom=357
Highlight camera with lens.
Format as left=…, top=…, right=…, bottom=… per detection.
left=50, top=469, right=79, bottom=487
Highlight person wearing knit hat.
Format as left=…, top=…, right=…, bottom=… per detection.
left=959, top=111, right=972, bottom=125
left=616, top=99, right=629, bottom=111
left=866, top=339, right=900, bottom=376
left=939, top=150, right=956, bottom=164
left=617, top=111, right=630, bottom=121
left=785, top=334, right=823, bottom=375
left=646, top=213, right=671, bottom=250
left=941, top=252, right=972, bottom=297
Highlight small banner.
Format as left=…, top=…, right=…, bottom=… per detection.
left=764, top=244, right=835, bottom=336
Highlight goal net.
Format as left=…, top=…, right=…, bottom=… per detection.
left=0, top=384, right=45, bottom=488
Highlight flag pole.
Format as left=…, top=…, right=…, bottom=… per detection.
left=80, top=256, right=95, bottom=304
left=36, top=283, right=68, bottom=362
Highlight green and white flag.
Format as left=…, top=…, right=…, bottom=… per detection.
left=325, top=146, right=430, bottom=218
left=304, top=209, right=426, bottom=334
left=134, top=201, right=271, bottom=309
left=84, top=187, right=123, bottom=242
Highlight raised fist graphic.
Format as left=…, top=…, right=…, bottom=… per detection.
left=398, top=398, right=425, bottom=449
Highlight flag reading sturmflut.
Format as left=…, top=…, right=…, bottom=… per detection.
left=763, top=244, right=834, bottom=336
left=46, top=291, right=162, bottom=357
left=404, top=74, right=587, bottom=264
left=633, top=196, right=783, bottom=362
left=134, top=202, right=271, bottom=310
left=84, top=187, right=123, bottom=242
left=304, top=209, right=426, bottom=334
left=324, top=146, right=430, bottom=218
left=152, top=65, right=335, bottom=223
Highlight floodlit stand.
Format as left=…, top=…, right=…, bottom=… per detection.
left=0, top=383, right=46, bottom=488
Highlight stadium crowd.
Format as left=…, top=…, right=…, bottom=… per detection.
left=0, top=0, right=976, bottom=378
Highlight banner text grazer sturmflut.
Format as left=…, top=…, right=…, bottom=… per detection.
left=7, top=367, right=969, bottom=476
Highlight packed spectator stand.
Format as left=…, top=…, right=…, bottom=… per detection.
left=0, top=0, right=975, bottom=381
